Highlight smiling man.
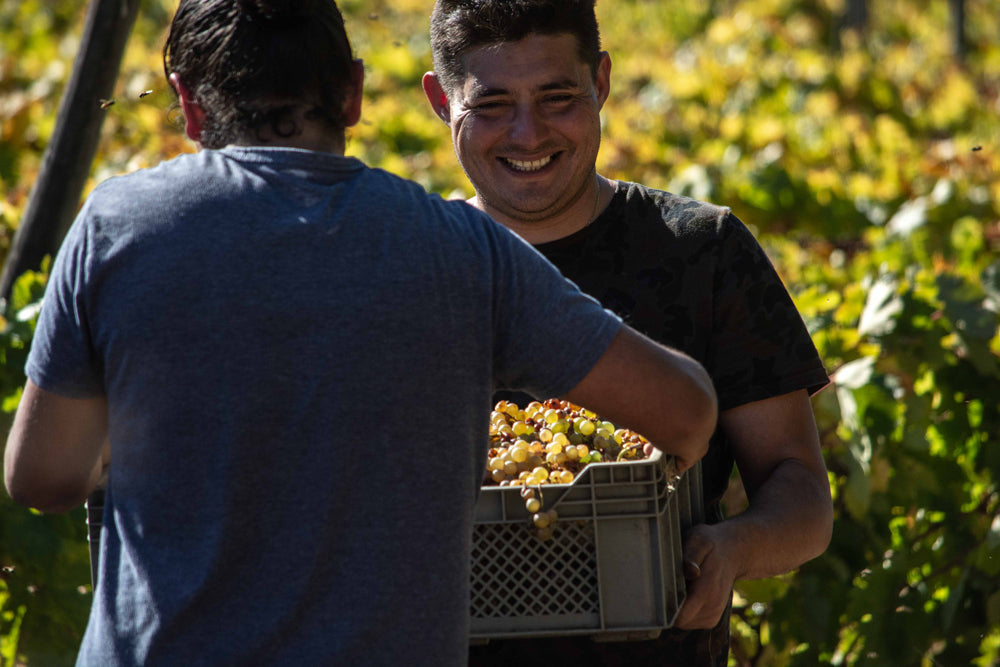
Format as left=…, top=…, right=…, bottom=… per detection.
left=431, top=30, right=610, bottom=241
left=425, top=17, right=612, bottom=244
left=423, top=1, right=834, bottom=665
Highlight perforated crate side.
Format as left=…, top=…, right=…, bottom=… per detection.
left=470, top=452, right=691, bottom=641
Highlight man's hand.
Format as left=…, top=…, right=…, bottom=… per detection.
left=675, top=389, right=833, bottom=629
left=675, top=523, right=741, bottom=629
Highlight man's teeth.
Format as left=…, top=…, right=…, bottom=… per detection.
left=505, top=156, right=553, bottom=172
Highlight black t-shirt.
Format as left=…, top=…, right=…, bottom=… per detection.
left=476, top=181, right=829, bottom=666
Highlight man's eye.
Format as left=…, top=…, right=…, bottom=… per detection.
left=473, top=101, right=507, bottom=111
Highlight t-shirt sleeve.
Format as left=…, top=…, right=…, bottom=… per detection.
left=26, top=205, right=105, bottom=398
left=484, top=220, right=622, bottom=399
left=709, top=213, right=829, bottom=411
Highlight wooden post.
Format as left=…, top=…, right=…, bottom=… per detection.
left=0, top=0, right=140, bottom=300
left=949, top=0, right=966, bottom=63
left=844, top=0, right=868, bottom=31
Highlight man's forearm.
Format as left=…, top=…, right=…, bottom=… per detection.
left=4, top=381, right=109, bottom=513
left=724, top=458, right=833, bottom=581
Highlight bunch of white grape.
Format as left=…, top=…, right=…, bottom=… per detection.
left=485, top=398, right=651, bottom=539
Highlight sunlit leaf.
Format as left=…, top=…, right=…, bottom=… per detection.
left=858, top=274, right=903, bottom=337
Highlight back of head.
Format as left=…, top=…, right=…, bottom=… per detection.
left=430, top=0, right=601, bottom=95
left=164, top=0, right=355, bottom=149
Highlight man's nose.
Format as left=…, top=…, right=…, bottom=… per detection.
left=508, top=104, right=546, bottom=145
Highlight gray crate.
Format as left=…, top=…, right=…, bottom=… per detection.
left=86, top=456, right=704, bottom=643
left=470, top=452, right=703, bottom=642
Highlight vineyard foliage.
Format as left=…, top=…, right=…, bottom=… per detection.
left=1, top=0, right=999, bottom=665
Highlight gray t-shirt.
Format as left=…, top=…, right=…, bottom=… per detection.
left=28, top=147, right=621, bottom=666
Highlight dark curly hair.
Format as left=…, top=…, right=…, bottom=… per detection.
left=429, top=0, right=602, bottom=95
left=163, top=0, right=355, bottom=148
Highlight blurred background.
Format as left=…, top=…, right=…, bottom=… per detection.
left=0, top=0, right=997, bottom=664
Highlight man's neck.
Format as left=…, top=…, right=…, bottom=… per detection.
left=233, top=117, right=346, bottom=154
left=477, top=175, right=616, bottom=245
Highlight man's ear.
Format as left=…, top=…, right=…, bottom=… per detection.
left=342, top=59, right=365, bottom=128
left=595, top=51, right=612, bottom=111
left=421, top=72, right=451, bottom=124
left=168, top=72, right=205, bottom=143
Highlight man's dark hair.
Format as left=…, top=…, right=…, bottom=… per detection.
left=163, top=0, right=355, bottom=148
left=430, top=0, right=602, bottom=94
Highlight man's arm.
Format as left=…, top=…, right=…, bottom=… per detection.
left=675, top=388, right=833, bottom=629
left=563, top=325, right=718, bottom=472
left=4, top=379, right=109, bottom=513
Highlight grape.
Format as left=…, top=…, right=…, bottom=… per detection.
left=574, top=418, right=596, bottom=436
left=484, top=398, right=654, bottom=537
left=512, top=421, right=532, bottom=436
left=534, top=526, right=554, bottom=541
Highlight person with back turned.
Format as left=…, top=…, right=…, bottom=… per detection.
left=3, top=1, right=717, bottom=664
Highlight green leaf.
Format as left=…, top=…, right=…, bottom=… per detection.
left=858, top=275, right=903, bottom=337
left=885, top=196, right=928, bottom=237
left=982, top=261, right=1000, bottom=307
left=972, top=515, right=1000, bottom=576
left=833, top=356, right=876, bottom=390
left=843, top=453, right=872, bottom=520
left=941, top=567, right=970, bottom=633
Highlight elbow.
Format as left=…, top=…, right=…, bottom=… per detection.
left=5, top=472, right=89, bottom=514
left=678, top=369, right=719, bottom=468
left=694, top=373, right=719, bottom=446
left=815, top=479, right=835, bottom=557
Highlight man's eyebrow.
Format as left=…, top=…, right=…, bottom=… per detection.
left=539, top=78, right=584, bottom=91
left=465, top=82, right=509, bottom=99
left=464, top=78, right=584, bottom=100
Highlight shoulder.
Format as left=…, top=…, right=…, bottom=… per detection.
left=615, top=181, right=741, bottom=238
left=358, top=166, right=490, bottom=222
left=85, top=151, right=217, bottom=212
left=615, top=181, right=754, bottom=244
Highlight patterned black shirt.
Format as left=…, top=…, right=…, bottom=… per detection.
left=475, top=181, right=829, bottom=666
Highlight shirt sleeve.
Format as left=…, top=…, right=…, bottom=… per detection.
left=708, top=213, right=829, bottom=411
left=26, top=203, right=105, bottom=398
left=484, top=218, right=622, bottom=399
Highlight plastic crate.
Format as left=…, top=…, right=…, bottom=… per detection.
left=470, top=452, right=703, bottom=643
left=85, top=457, right=705, bottom=645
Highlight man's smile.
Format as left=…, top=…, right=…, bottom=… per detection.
left=501, top=154, right=557, bottom=172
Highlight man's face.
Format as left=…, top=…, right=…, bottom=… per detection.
left=440, top=33, right=610, bottom=229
